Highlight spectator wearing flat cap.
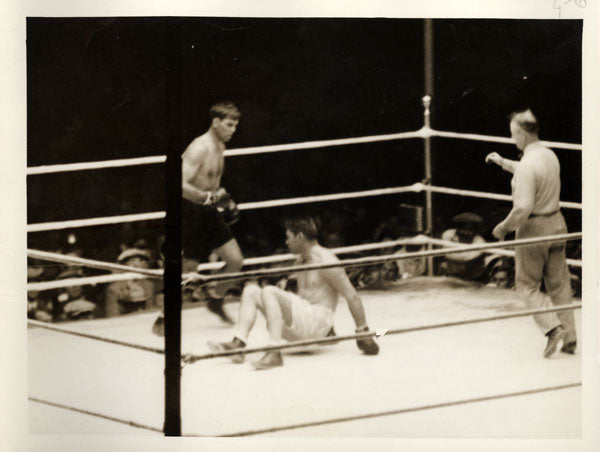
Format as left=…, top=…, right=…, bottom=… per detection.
left=439, top=212, right=487, bottom=282
left=104, top=248, right=159, bottom=318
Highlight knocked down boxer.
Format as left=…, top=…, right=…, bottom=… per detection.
left=206, top=216, right=380, bottom=370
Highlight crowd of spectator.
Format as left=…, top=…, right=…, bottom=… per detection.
left=27, top=229, right=165, bottom=323
left=27, top=204, right=582, bottom=323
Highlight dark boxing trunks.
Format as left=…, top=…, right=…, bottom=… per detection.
left=182, top=200, right=234, bottom=262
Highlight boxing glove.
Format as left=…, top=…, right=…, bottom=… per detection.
left=355, top=325, right=380, bottom=355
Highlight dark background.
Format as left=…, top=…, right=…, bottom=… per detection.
left=26, top=18, right=582, bottom=259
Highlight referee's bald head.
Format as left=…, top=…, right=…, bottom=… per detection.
left=509, top=109, right=539, bottom=134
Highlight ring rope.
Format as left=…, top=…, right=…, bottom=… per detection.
left=25, top=130, right=424, bottom=176
left=27, top=233, right=580, bottom=290
left=181, top=302, right=581, bottom=364
left=420, top=183, right=582, bottom=210
left=236, top=184, right=422, bottom=210
left=27, top=211, right=166, bottom=233
left=25, top=127, right=582, bottom=177
left=28, top=272, right=152, bottom=292
left=26, top=155, right=166, bottom=176
left=210, top=382, right=581, bottom=437
left=186, top=233, right=582, bottom=286
left=27, top=231, right=581, bottom=292
left=28, top=237, right=431, bottom=292
left=27, top=249, right=163, bottom=278
left=427, top=237, right=582, bottom=268
left=30, top=380, right=581, bottom=437
left=27, top=233, right=580, bottom=286
left=28, top=396, right=162, bottom=433
left=431, top=129, right=583, bottom=151
left=26, top=182, right=582, bottom=233
left=25, top=184, right=421, bottom=232
left=225, top=129, right=424, bottom=156
left=195, top=236, right=430, bottom=271
left=27, top=302, right=580, bottom=363
left=28, top=319, right=164, bottom=354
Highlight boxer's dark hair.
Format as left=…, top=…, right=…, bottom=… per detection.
left=284, top=216, right=319, bottom=240
left=209, top=101, right=241, bottom=121
left=509, top=109, right=539, bottom=134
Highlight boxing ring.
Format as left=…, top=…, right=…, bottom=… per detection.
left=27, top=95, right=582, bottom=436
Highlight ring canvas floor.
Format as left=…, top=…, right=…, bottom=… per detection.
left=28, top=277, right=581, bottom=437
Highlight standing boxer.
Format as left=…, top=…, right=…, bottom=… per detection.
left=153, top=101, right=244, bottom=335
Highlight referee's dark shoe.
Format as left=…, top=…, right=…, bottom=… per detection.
left=544, top=325, right=567, bottom=358
left=561, top=340, right=577, bottom=354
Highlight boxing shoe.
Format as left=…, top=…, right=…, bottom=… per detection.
left=207, top=299, right=234, bottom=324
left=252, top=351, right=283, bottom=370
left=207, top=337, right=246, bottom=364
left=355, top=326, right=380, bottom=355
left=543, top=325, right=567, bottom=358
left=152, top=315, right=165, bottom=337
left=205, top=286, right=234, bottom=324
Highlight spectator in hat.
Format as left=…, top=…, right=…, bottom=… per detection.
left=439, top=212, right=487, bottom=282
left=104, top=247, right=159, bottom=317
left=485, top=257, right=515, bottom=289
left=54, top=267, right=97, bottom=321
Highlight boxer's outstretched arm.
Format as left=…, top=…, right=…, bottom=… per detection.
left=322, top=267, right=368, bottom=329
